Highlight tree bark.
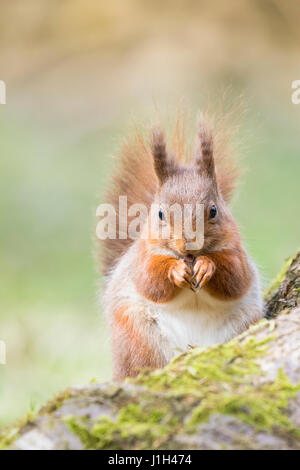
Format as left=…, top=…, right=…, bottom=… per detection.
left=2, top=252, right=300, bottom=450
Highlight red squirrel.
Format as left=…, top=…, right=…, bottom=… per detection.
left=98, top=114, right=263, bottom=380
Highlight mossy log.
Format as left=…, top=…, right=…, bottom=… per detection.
left=2, top=252, right=300, bottom=450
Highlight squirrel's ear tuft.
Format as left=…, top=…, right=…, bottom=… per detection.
left=151, top=126, right=171, bottom=185
left=195, top=115, right=217, bottom=183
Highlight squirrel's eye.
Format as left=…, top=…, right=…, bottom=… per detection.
left=209, top=205, right=217, bottom=219
left=158, top=209, right=165, bottom=221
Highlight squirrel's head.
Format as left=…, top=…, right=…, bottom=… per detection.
left=148, top=120, right=237, bottom=257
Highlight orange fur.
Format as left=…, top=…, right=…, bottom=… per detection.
left=133, top=242, right=179, bottom=303
left=111, top=306, right=165, bottom=380
left=205, top=246, right=253, bottom=300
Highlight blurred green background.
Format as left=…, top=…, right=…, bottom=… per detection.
left=0, top=0, right=300, bottom=428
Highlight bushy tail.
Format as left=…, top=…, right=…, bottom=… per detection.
left=98, top=130, right=158, bottom=275
left=98, top=114, right=240, bottom=275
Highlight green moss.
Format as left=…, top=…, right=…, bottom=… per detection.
left=132, top=326, right=298, bottom=441
left=14, top=313, right=300, bottom=449
left=0, top=388, right=71, bottom=449
left=0, top=389, right=72, bottom=449
left=0, top=411, right=36, bottom=450
left=67, top=325, right=292, bottom=449
left=41, top=388, right=71, bottom=414
left=133, top=325, right=299, bottom=438
left=264, top=254, right=295, bottom=297
left=187, top=369, right=300, bottom=436
left=133, top=325, right=272, bottom=395
left=0, top=427, right=20, bottom=450
left=65, top=403, right=179, bottom=450
left=65, top=416, right=99, bottom=449
left=89, top=377, right=99, bottom=384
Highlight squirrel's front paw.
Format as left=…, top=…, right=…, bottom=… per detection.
left=168, top=259, right=192, bottom=289
left=191, top=256, right=216, bottom=291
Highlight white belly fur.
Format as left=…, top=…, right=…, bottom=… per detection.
left=104, top=245, right=263, bottom=364
left=148, top=272, right=262, bottom=362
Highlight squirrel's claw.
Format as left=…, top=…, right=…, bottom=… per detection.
left=168, top=259, right=193, bottom=289
left=191, top=256, right=216, bottom=292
